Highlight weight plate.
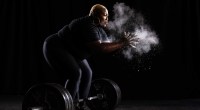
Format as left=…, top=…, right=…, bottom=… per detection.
left=87, top=78, right=121, bottom=110
left=22, top=83, right=74, bottom=110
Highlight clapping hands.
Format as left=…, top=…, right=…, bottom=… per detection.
left=123, top=32, right=139, bottom=48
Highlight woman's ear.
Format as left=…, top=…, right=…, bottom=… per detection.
left=93, top=16, right=100, bottom=25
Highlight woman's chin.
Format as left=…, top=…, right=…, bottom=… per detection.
left=103, top=24, right=107, bottom=28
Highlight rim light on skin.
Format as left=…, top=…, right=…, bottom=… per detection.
left=89, top=4, right=109, bottom=28
left=99, top=9, right=109, bottom=27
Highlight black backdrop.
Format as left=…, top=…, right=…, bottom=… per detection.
left=1, top=0, right=200, bottom=100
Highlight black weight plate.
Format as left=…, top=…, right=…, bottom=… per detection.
left=87, top=78, right=121, bottom=110
left=22, top=83, right=74, bottom=110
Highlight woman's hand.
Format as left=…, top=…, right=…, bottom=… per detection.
left=123, top=32, right=139, bottom=48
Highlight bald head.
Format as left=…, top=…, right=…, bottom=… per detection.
left=89, top=4, right=109, bottom=27
left=89, top=4, right=108, bottom=17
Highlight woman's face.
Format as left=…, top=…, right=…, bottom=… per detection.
left=99, top=9, right=109, bottom=28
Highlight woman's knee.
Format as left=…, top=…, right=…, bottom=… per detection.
left=71, top=68, right=82, bottom=81
left=87, top=68, right=93, bottom=80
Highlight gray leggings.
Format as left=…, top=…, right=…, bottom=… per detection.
left=43, top=34, right=92, bottom=100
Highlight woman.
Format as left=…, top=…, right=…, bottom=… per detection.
left=43, top=4, right=133, bottom=110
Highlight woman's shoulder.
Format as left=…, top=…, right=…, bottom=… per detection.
left=70, top=16, right=91, bottom=24
left=69, top=16, right=97, bottom=29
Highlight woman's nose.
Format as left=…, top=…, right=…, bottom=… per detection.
left=106, top=17, right=108, bottom=20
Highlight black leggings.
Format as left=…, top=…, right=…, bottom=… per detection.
left=43, top=34, right=92, bottom=100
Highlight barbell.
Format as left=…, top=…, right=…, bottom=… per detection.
left=22, top=78, right=121, bottom=110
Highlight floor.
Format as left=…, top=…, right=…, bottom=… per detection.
left=0, top=95, right=22, bottom=110
left=116, top=99, right=200, bottom=110
left=1, top=95, right=200, bottom=110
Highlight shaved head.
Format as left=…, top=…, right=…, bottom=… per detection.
left=89, top=4, right=108, bottom=17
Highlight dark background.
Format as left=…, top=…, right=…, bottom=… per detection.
left=0, top=0, right=200, bottom=100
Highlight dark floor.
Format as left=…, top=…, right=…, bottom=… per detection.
left=0, top=95, right=22, bottom=110
left=116, top=99, right=200, bottom=110
left=1, top=95, right=200, bottom=110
